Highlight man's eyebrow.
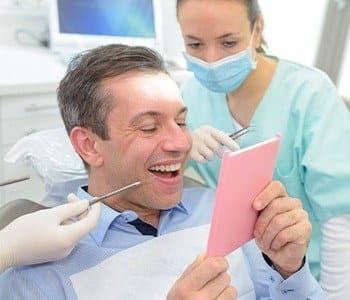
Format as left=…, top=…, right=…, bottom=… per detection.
left=129, top=111, right=161, bottom=127
left=129, top=107, right=188, bottom=126
left=178, top=106, right=188, bottom=116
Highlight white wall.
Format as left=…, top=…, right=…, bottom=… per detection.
left=254, top=0, right=328, bottom=66
left=338, top=30, right=350, bottom=97
left=159, top=0, right=184, bottom=61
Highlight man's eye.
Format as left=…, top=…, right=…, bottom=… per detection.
left=140, top=126, right=156, bottom=132
left=177, top=122, right=187, bottom=128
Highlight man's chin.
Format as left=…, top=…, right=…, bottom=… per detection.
left=153, top=191, right=183, bottom=210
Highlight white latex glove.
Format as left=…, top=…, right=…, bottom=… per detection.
left=0, top=198, right=100, bottom=274
left=66, top=193, right=92, bottom=220
left=190, top=125, right=240, bottom=162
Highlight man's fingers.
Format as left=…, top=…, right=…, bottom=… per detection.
left=255, top=204, right=305, bottom=249
left=183, top=257, right=229, bottom=291
left=181, top=254, right=205, bottom=277
left=217, top=286, right=237, bottom=300
left=198, top=271, right=233, bottom=299
left=254, top=197, right=300, bottom=238
left=270, top=220, right=312, bottom=251
left=253, top=181, right=287, bottom=211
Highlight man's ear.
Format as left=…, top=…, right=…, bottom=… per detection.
left=70, top=127, right=104, bottom=168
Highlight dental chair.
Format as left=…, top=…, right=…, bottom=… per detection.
left=0, top=127, right=205, bottom=230
left=0, top=199, right=47, bottom=230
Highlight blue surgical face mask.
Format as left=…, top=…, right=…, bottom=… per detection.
left=183, top=30, right=257, bottom=93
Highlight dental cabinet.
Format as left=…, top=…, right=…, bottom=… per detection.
left=0, top=47, right=65, bottom=205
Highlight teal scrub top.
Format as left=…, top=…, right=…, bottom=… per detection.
left=181, top=58, right=350, bottom=279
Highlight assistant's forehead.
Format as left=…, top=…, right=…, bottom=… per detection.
left=178, top=0, right=250, bottom=34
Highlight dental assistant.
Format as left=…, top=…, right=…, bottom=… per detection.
left=176, top=0, right=350, bottom=298
left=0, top=196, right=100, bottom=274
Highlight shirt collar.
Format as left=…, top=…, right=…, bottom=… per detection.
left=76, top=185, right=190, bottom=245
left=77, top=186, right=121, bottom=246
left=173, top=201, right=189, bottom=214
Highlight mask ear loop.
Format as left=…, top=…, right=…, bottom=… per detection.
left=249, top=22, right=258, bottom=69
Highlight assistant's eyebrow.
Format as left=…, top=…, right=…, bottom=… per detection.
left=185, top=33, right=240, bottom=42
left=184, top=34, right=202, bottom=41
left=216, top=33, right=240, bottom=40
left=129, top=106, right=188, bottom=127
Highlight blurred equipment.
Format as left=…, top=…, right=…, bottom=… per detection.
left=0, top=176, right=30, bottom=187
left=49, top=0, right=162, bottom=58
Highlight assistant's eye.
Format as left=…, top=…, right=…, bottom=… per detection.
left=223, top=41, right=237, bottom=48
left=186, top=42, right=202, bottom=49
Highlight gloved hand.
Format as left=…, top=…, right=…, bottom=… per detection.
left=0, top=198, right=100, bottom=273
left=190, top=125, right=240, bottom=162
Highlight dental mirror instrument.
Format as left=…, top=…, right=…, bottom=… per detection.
left=89, top=181, right=143, bottom=205
left=0, top=180, right=146, bottom=230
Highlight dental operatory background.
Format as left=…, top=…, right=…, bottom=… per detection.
left=0, top=0, right=349, bottom=206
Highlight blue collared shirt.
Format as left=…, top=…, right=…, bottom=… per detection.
left=0, top=187, right=323, bottom=299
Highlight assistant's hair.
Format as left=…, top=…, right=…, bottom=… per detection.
left=57, top=44, right=168, bottom=140
left=176, top=0, right=267, bottom=53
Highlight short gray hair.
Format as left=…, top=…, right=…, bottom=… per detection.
left=57, top=44, right=168, bottom=140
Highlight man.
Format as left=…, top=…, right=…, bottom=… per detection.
left=0, top=44, right=323, bottom=299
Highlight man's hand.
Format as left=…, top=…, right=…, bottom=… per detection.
left=190, top=125, right=240, bottom=162
left=167, top=255, right=237, bottom=299
left=253, top=181, right=311, bottom=278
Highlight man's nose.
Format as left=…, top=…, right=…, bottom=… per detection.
left=162, top=125, right=191, bottom=153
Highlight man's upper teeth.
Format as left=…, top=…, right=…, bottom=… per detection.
left=149, top=163, right=180, bottom=172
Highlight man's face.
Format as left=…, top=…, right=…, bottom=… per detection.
left=95, top=72, right=192, bottom=213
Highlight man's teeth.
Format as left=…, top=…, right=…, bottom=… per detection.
left=149, top=163, right=181, bottom=172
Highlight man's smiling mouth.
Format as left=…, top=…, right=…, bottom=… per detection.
left=148, top=163, right=181, bottom=178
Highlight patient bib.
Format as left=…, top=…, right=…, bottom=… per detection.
left=70, top=224, right=255, bottom=299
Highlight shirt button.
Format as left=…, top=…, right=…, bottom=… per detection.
left=281, top=289, right=294, bottom=294
left=269, top=276, right=275, bottom=282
